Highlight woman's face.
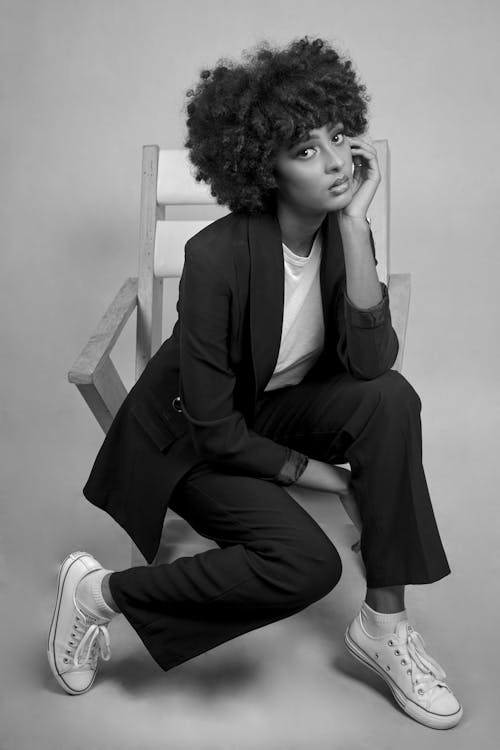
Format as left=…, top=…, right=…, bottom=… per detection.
left=273, top=121, right=354, bottom=215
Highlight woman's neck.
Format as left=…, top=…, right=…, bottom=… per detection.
left=276, top=203, right=326, bottom=257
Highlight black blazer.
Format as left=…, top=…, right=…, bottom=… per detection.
left=83, top=209, right=399, bottom=563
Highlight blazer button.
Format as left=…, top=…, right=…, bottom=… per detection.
left=172, top=396, right=183, bottom=413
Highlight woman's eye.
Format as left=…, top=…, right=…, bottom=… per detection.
left=295, top=132, right=344, bottom=158
left=297, top=148, right=315, bottom=158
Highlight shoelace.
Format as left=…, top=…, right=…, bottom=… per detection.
left=68, top=613, right=111, bottom=669
left=392, top=625, right=450, bottom=698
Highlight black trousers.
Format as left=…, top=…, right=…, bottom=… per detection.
left=108, top=369, right=451, bottom=672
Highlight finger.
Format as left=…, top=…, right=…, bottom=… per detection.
left=346, top=137, right=379, bottom=176
left=349, top=142, right=377, bottom=159
left=348, top=134, right=376, bottom=149
left=350, top=144, right=379, bottom=168
left=348, top=133, right=376, bottom=146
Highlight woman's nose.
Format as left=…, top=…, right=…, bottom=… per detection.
left=325, top=146, right=344, bottom=171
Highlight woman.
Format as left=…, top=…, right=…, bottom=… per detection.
left=48, top=37, right=463, bottom=729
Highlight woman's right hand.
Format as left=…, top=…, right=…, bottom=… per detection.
left=294, top=458, right=363, bottom=535
left=294, top=457, right=351, bottom=494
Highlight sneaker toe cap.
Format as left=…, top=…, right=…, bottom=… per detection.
left=432, top=688, right=461, bottom=716
left=61, top=667, right=96, bottom=693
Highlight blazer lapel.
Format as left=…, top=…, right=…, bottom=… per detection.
left=319, top=210, right=346, bottom=341
left=247, top=209, right=345, bottom=406
left=248, top=211, right=284, bottom=403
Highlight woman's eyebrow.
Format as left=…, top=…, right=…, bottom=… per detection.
left=327, top=122, right=344, bottom=134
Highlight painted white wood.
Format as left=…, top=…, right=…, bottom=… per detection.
left=136, top=146, right=164, bottom=380
left=154, top=220, right=213, bottom=277
left=68, top=277, right=138, bottom=385
left=388, top=273, right=411, bottom=374
left=367, top=139, right=390, bottom=287
left=157, top=149, right=216, bottom=205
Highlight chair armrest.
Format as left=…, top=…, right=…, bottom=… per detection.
left=68, top=277, right=138, bottom=433
left=68, top=277, right=138, bottom=385
left=388, top=273, right=411, bottom=373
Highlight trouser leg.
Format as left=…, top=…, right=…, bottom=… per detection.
left=109, top=466, right=342, bottom=672
left=253, top=369, right=451, bottom=588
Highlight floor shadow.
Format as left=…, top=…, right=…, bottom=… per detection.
left=331, top=650, right=394, bottom=707
left=100, top=646, right=261, bottom=698
left=42, top=638, right=260, bottom=699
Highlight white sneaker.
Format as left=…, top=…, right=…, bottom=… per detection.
left=344, top=613, right=463, bottom=729
left=47, top=551, right=112, bottom=695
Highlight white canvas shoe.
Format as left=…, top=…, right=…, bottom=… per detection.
left=47, top=551, right=112, bottom=695
left=345, top=613, right=463, bottom=729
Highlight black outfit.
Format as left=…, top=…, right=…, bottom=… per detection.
left=82, top=209, right=451, bottom=672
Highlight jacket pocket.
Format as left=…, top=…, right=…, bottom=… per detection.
left=147, top=388, right=189, bottom=439
left=129, top=400, right=178, bottom=452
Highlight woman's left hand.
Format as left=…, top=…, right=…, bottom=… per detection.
left=341, top=135, right=381, bottom=220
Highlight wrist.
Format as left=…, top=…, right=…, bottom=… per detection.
left=297, top=458, right=351, bottom=494
left=338, top=212, right=370, bottom=225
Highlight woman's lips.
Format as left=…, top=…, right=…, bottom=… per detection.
left=328, top=176, right=349, bottom=193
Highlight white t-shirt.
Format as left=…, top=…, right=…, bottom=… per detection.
left=264, top=230, right=325, bottom=392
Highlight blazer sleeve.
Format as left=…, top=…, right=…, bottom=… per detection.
left=335, top=228, right=399, bottom=379
left=178, top=244, right=309, bottom=485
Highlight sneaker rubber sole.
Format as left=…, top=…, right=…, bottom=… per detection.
left=47, top=551, right=101, bottom=695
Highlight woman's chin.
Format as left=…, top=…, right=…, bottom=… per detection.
left=326, top=189, right=353, bottom=210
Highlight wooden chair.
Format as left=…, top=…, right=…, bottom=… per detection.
left=68, top=142, right=411, bottom=566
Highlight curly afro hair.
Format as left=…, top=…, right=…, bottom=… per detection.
left=183, top=36, right=371, bottom=215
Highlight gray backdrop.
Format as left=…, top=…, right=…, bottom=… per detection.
left=1, top=1, right=498, bottom=748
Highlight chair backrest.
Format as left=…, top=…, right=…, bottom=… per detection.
left=136, top=142, right=391, bottom=382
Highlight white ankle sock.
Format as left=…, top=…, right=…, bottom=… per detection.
left=76, top=568, right=117, bottom=621
left=360, top=600, right=408, bottom=637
